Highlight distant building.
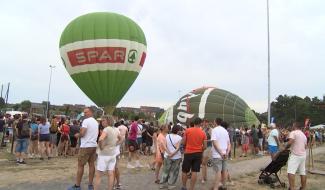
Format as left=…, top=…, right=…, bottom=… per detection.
left=120, top=107, right=140, bottom=114
left=140, top=106, right=164, bottom=114
left=74, top=104, right=86, bottom=109
left=30, top=102, right=46, bottom=115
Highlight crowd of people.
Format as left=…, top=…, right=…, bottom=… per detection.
left=0, top=109, right=323, bottom=190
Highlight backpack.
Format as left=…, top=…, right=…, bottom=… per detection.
left=50, top=121, right=58, bottom=133
left=61, top=124, right=70, bottom=135
left=20, top=121, right=30, bottom=138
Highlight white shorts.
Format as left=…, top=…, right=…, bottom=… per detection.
left=115, top=145, right=121, bottom=156
left=96, top=155, right=116, bottom=172
left=287, top=154, right=306, bottom=175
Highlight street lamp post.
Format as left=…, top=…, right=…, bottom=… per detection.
left=267, top=0, right=271, bottom=126
left=46, top=65, right=55, bottom=119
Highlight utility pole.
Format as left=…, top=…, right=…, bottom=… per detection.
left=267, top=0, right=271, bottom=126
left=1, top=84, right=3, bottom=98
left=46, top=65, right=55, bottom=119
left=5, top=83, right=10, bottom=105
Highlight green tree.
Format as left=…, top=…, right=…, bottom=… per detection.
left=0, top=97, right=5, bottom=109
left=13, top=103, right=20, bottom=111
left=20, top=100, right=32, bottom=113
left=270, top=94, right=325, bottom=127
left=64, top=105, right=71, bottom=116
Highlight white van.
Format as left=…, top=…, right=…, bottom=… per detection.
left=5, top=111, right=28, bottom=119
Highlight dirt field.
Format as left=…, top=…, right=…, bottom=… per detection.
left=229, top=153, right=325, bottom=190
left=0, top=146, right=324, bottom=190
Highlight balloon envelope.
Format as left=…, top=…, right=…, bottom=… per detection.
left=59, top=12, right=147, bottom=113
left=160, top=87, right=259, bottom=127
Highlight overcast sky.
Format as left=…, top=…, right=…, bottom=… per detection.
left=0, top=0, right=324, bottom=113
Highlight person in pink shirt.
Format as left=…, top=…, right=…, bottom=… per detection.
left=285, top=122, right=307, bottom=190
left=127, top=116, right=143, bottom=169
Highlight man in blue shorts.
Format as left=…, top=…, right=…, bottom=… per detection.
left=267, top=123, right=280, bottom=160
left=15, top=115, right=30, bottom=164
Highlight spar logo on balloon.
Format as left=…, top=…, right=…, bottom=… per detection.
left=59, top=12, right=147, bottom=114
left=160, top=87, right=260, bottom=128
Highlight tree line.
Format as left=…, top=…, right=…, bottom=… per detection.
left=2, top=95, right=324, bottom=126
left=254, top=95, right=325, bottom=127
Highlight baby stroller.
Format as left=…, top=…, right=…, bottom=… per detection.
left=258, top=150, right=290, bottom=188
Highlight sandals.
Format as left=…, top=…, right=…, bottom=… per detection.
left=155, top=179, right=160, bottom=184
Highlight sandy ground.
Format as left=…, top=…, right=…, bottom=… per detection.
left=0, top=146, right=324, bottom=190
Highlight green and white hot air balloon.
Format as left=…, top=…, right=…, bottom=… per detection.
left=59, top=12, right=147, bottom=114
left=160, top=87, right=260, bottom=127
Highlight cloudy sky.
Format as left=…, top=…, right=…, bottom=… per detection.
left=0, top=0, right=324, bottom=113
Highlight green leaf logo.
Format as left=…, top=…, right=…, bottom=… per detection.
left=128, top=49, right=138, bottom=64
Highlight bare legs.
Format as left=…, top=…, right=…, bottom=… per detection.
left=288, top=173, right=306, bottom=190
left=94, top=171, right=114, bottom=190
left=30, top=140, right=38, bottom=156
left=115, top=158, right=120, bottom=187
left=182, top=171, right=198, bottom=190
left=201, top=156, right=208, bottom=182
left=76, top=162, right=84, bottom=186
left=40, top=141, right=50, bottom=159
left=155, top=162, right=163, bottom=182
left=89, top=160, right=95, bottom=185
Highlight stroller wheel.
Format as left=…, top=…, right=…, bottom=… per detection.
left=258, top=179, right=264, bottom=184
left=281, top=182, right=286, bottom=188
left=270, top=183, right=275, bottom=188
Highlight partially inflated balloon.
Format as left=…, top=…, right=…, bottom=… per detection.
left=160, top=87, right=259, bottom=127
left=59, top=12, right=147, bottom=113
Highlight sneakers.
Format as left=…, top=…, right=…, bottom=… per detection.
left=67, top=185, right=81, bottom=190
left=88, top=184, right=94, bottom=190
left=19, top=161, right=27, bottom=164
left=114, top=184, right=121, bottom=189
left=168, top=185, right=176, bottom=190
left=159, top=184, right=168, bottom=189
left=127, top=163, right=135, bottom=169
left=135, top=161, right=144, bottom=168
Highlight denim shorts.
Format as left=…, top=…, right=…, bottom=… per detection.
left=136, top=137, right=143, bottom=145
left=212, top=158, right=228, bottom=172
left=16, top=138, right=29, bottom=153
left=268, top=145, right=278, bottom=154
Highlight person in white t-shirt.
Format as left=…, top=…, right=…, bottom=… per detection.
left=113, top=121, right=124, bottom=190
left=117, top=120, right=128, bottom=157
left=136, top=122, right=144, bottom=154
left=267, top=124, right=280, bottom=160
left=94, top=115, right=121, bottom=190
left=159, top=125, right=182, bottom=190
left=68, top=107, right=99, bottom=190
left=210, top=118, right=231, bottom=190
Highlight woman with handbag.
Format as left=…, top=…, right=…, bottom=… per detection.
left=159, top=125, right=182, bottom=190
left=60, top=120, right=70, bottom=157
left=155, top=125, right=169, bottom=184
